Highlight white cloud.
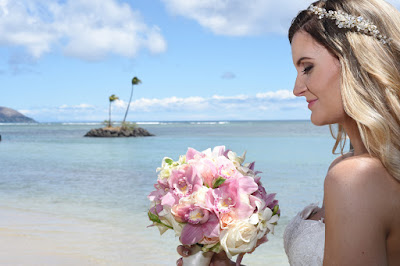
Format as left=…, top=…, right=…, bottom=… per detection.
left=20, top=90, right=307, bottom=121
left=161, top=0, right=314, bottom=36
left=0, top=0, right=167, bottom=60
left=161, top=0, right=400, bottom=37
left=256, top=90, right=295, bottom=100
left=211, top=94, right=249, bottom=101
left=59, top=104, right=95, bottom=110
left=115, top=96, right=209, bottom=112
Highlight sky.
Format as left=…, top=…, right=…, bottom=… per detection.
left=1, top=0, right=400, bottom=122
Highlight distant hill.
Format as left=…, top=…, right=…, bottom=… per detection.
left=0, top=107, right=37, bottom=123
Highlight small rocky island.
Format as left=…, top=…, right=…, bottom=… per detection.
left=84, top=126, right=154, bottom=137
left=0, top=107, right=37, bottom=123
left=85, top=76, right=154, bottom=137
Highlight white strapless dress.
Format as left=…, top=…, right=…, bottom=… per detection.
left=283, top=204, right=325, bottom=266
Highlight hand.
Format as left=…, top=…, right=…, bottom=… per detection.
left=176, top=245, right=236, bottom=266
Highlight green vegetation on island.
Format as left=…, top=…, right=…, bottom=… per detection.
left=107, top=94, right=119, bottom=128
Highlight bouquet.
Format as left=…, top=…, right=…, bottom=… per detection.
left=147, top=146, right=280, bottom=265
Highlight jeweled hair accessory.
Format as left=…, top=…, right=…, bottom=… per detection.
left=308, top=4, right=390, bottom=44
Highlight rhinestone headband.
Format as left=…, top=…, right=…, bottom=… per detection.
left=308, top=4, right=390, bottom=44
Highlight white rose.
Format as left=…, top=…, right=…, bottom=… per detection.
left=220, top=220, right=258, bottom=258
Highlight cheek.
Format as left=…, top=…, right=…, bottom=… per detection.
left=330, top=70, right=343, bottom=109
left=319, top=65, right=342, bottom=99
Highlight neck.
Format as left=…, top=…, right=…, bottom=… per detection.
left=341, top=116, right=368, bottom=156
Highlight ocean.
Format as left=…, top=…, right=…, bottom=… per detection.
left=0, top=121, right=342, bottom=265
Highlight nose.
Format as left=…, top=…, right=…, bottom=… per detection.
left=293, top=75, right=307, bottom=97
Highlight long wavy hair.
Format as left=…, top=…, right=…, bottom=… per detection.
left=289, top=0, right=400, bottom=182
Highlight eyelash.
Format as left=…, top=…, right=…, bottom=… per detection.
left=302, top=65, right=313, bottom=74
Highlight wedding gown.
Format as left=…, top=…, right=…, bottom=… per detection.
left=283, top=204, right=325, bottom=266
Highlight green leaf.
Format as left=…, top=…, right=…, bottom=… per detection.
left=209, top=243, right=222, bottom=253
left=272, top=205, right=279, bottom=216
left=164, top=158, right=173, bottom=165
left=213, top=177, right=226, bottom=188
left=148, top=211, right=162, bottom=224
left=147, top=211, right=173, bottom=229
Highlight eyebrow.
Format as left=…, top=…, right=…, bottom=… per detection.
left=296, top=57, right=312, bottom=67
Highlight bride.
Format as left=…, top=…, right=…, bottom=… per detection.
left=177, top=0, right=400, bottom=265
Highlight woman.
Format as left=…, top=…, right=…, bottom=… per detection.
left=178, top=0, right=400, bottom=265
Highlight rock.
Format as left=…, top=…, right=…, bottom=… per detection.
left=84, top=127, right=154, bottom=137
left=118, top=129, right=127, bottom=137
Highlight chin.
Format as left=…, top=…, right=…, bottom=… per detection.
left=310, top=120, right=326, bottom=126
left=310, top=114, right=329, bottom=126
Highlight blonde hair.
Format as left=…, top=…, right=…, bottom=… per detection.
left=289, top=0, right=400, bottom=181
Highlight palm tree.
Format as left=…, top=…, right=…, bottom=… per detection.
left=108, top=94, right=119, bottom=128
left=122, top=76, right=141, bottom=127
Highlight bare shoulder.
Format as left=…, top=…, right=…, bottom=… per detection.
left=324, top=154, right=400, bottom=227
left=322, top=155, right=398, bottom=265
left=327, top=154, right=392, bottom=186
left=327, top=151, right=354, bottom=171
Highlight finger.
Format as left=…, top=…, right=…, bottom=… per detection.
left=177, top=245, right=191, bottom=257
left=176, top=257, right=183, bottom=266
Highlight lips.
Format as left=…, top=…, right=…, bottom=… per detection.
left=307, top=99, right=317, bottom=109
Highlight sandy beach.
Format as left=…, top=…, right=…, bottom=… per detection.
left=0, top=206, right=196, bottom=266
left=0, top=207, right=113, bottom=265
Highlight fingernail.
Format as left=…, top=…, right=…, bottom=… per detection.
left=183, top=250, right=189, bottom=256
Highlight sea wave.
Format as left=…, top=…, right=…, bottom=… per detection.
left=189, top=121, right=230, bottom=125
left=61, top=122, right=102, bottom=125
left=137, top=121, right=230, bottom=125
left=0, top=123, right=40, bottom=126
left=136, top=122, right=160, bottom=125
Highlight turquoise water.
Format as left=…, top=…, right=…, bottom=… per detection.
left=0, top=121, right=341, bottom=265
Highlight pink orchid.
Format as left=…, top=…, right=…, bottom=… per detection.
left=216, top=156, right=241, bottom=180
left=186, top=147, right=205, bottom=161
left=168, top=164, right=202, bottom=198
left=251, top=176, right=279, bottom=213
left=179, top=210, right=220, bottom=245
left=208, top=175, right=258, bottom=219
left=160, top=191, right=179, bottom=208
left=250, top=176, right=268, bottom=209
left=148, top=181, right=169, bottom=202
left=172, top=198, right=220, bottom=245
left=208, top=183, right=237, bottom=214
left=148, top=181, right=170, bottom=215
left=195, top=157, right=218, bottom=188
